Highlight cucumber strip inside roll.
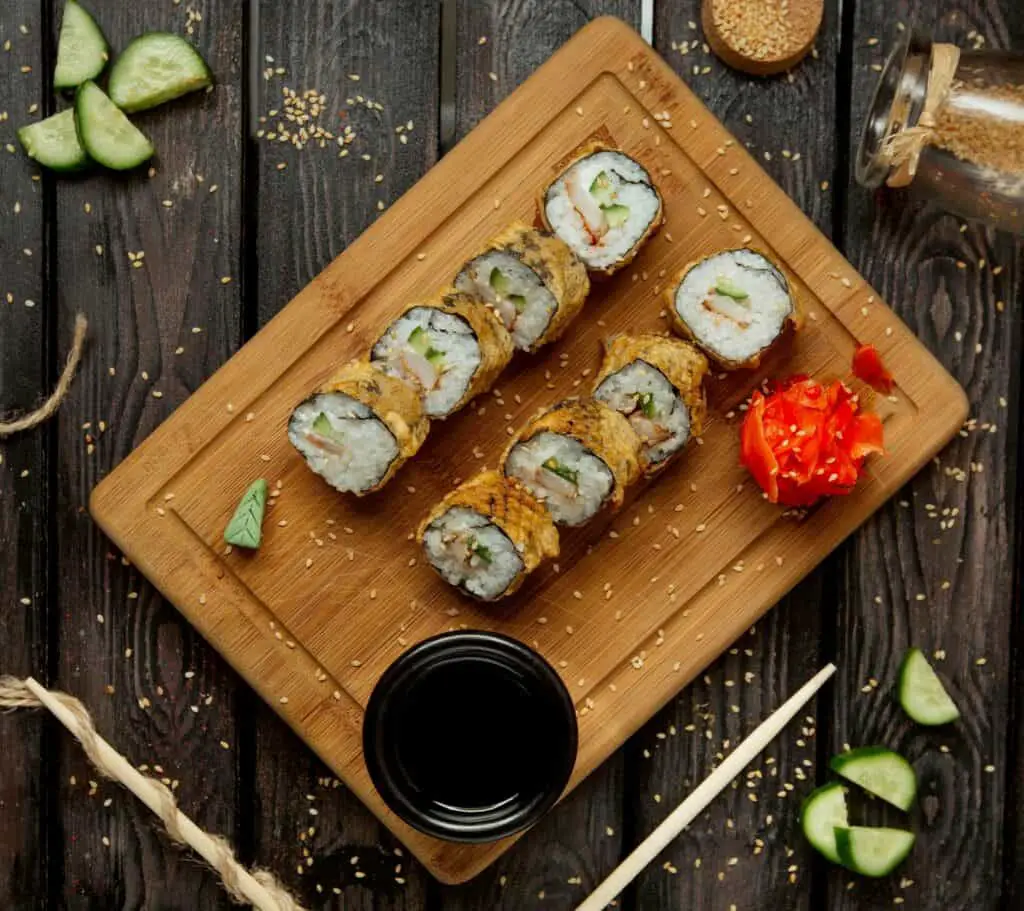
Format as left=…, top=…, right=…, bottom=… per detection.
left=421, top=506, right=525, bottom=601
left=289, top=393, right=400, bottom=494
left=672, top=249, right=795, bottom=367
left=371, top=307, right=482, bottom=417
left=595, top=361, right=691, bottom=468
left=504, top=431, right=614, bottom=527
left=454, top=253, right=557, bottom=352
left=543, top=150, right=661, bottom=272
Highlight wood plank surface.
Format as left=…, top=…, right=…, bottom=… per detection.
left=439, top=2, right=641, bottom=906
left=0, top=3, right=49, bottom=908
left=626, top=5, right=843, bottom=909
left=50, top=1, right=245, bottom=907
left=830, top=3, right=1024, bottom=910
left=249, top=1, right=440, bottom=906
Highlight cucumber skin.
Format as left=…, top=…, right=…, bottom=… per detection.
left=830, top=746, right=917, bottom=812
left=834, top=826, right=916, bottom=878
left=17, top=112, right=90, bottom=173
left=107, top=32, right=214, bottom=113
left=899, top=647, right=961, bottom=726
left=74, top=81, right=155, bottom=171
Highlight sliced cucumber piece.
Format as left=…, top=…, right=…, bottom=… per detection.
left=311, top=412, right=342, bottom=443
left=800, top=782, right=849, bottom=864
left=108, top=32, right=213, bottom=112
left=589, top=171, right=614, bottom=206
left=75, top=81, right=154, bottom=171
left=509, top=293, right=527, bottom=312
left=489, top=267, right=512, bottom=296
left=54, top=1, right=109, bottom=90
left=834, top=826, right=915, bottom=878
left=468, top=538, right=493, bottom=565
left=18, top=110, right=89, bottom=171
left=542, top=457, right=579, bottom=486
left=638, top=391, right=657, bottom=418
left=830, top=746, right=917, bottom=812
left=602, top=203, right=630, bottom=228
left=715, top=276, right=750, bottom=301
left=899, top=647, right=960, bottom=726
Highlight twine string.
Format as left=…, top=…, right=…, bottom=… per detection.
left=0, top=676, right=306, bottom=911
left=0, top=314, right=88, bottom=439
left=881, top=43, right=961, bottom=188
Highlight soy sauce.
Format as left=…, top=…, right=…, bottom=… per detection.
left=393, top=658, right=547, bottom=813
left=363, top=631, right=578, bottom=842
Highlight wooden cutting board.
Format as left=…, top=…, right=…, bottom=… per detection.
left=90, top=16, right=968, bottom=885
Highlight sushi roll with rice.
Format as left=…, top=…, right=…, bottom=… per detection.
left=503, top=399, right=642, bottom=527
left=289, top=360, right=429, bottom=495
left=419, top=470, right=559, bottom=601
left=541, top=142, right=663, bottom=276
left=594, top=334, right=709, bottom=474
left=370, top=290, right=513, bottom=418
left=667, top=248, right=801, bottom=369
left=453, top=221, right=590, bottom=352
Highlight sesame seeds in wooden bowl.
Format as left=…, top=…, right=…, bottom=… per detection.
left=701, top=0, right=824, bottom=76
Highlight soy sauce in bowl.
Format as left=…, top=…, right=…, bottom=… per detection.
left=363, top=631, right=578, bottom=843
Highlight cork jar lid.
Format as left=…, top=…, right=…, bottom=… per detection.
left=702, top=0, right=824, bottom=76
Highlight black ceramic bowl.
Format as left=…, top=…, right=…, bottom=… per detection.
left=363, top=630, right=578, bottom=843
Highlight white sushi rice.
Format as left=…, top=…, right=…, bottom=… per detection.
left=454, top=251, right=557, bottom=351
left=594, top=361, right=691, bottom=466
left=422, top=506, right=524, bottom=601
left=504, top=431, right=614, bottom=527
left=673, top=250, right=794, bottom=364
left=544, top=151, right=660, bottom=271
left=371, top=307, right=482, bottom=417
left=288, top=392, right=399, bottom=494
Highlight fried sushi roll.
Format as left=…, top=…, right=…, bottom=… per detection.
left=502, top=399, right=642, bottom=527
left=667, top=248, right=801, bottom=369
left=289, top=360, right=429, bottom=495
left=370, top=290, right=513, bottom=418
left=419, top=470, right=559, bottom=601
left=594, top=334, right=709, bottom=474
left=453, top=221, right=590, bottom=353
left=540, top=142, right=663, bottom=276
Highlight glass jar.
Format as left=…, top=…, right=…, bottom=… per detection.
left=857, top=34, right=1024, bottom=234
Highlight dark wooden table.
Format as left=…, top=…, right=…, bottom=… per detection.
left=1, top=1, right=1021, bottom=909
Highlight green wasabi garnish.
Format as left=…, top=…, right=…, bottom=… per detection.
left=408, top=325, right=445, bottom=363
left=602, top=203, right=630, bottom=228
left=638, top=391, right=657, bottom=418
left=224, top=479, right=268, bottom=550
left=469, top=538, right=493, bottom=564
left=542, top=457, right=579, bottom=486
left=714, top=276, right=749, bottom=301
left=589, top=170, right=614, bottom=206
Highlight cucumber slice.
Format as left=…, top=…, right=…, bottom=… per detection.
left=54, top=1, right=109, bottom=89
left=509, top=293, right=527, bottom=312
left=589, top=171, right=614, bottom=206
left=18, top=110, right=89, bottom=171
left=834, top=826, right=915, bottom=878
left=542, top=457, right=579, bottom=485
left=899, top=647, right=960, bottom=726
left=800, top=782, right=849, bottom=864
left=108, top=32, right=213, bottom=112
left=715, top=276, right=750, bottom=301
left=602, top=203, right=630, bottom=228
left=830, top=746, right=917, bottom=811
left=75, top=81, right=154, bottom=171
left=489, top=267, right=512, bottom=296
left=468, top=538, right=493, bottom=565
left=638, top=391, right=657, bottom=418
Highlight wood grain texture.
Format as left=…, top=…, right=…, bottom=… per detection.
left=627, top=4, right=842, bottom=908
left=830, top=2, right=1024, bottom=910
left=250, top=1, right=440, bottom=906
left=89, top=17, right=968, bottom=885
left=50, top=1, right=245, bottom=907
left=440, top=3, right=641, bottom=905
left=0, top=4, right=49, bottom=908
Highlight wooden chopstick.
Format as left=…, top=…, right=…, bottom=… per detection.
left=575, top=663, right=837, bottom=911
